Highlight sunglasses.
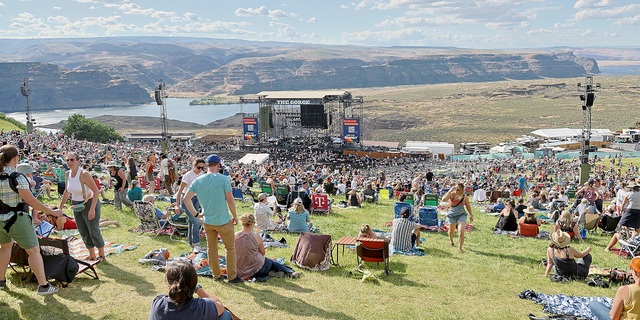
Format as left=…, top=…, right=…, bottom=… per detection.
left=196, top=166, right=205, bottom=170
left=66, top=158, right=76, bottom=162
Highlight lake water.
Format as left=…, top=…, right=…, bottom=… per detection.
left=599, top=65, right=640, bottom=76
left=6, top=98, right=258, bottom=126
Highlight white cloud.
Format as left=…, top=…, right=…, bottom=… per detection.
left=269, top=21, right=289, bottom=28
left=555, top=22, right=576, bottom=28
left=290, top=12, right=297, bottom=17
left=613, top=15, right=640, bottom=26
left=377, top=16, right=471, bottom=28
left=90, top=6, right=96, bottom=9
left=118, top=3, right=155, bottom=15
left=74, top=0, right=128, bottom=3
left=581, top=28, right=596, bottom=36
left=342, top=28, right=423, bottom=42
left=303, top=33, right=319, bottom=38
left=151, top=11, right=185, bottom=22
left=572, top=4, right=640, bottom=21
left=307, top=17, right=318, bottom=23
left=603, top=31, right=619, bottom=37
left=340, top=4, right=349, bottom=9
left=235, top=6, right=291, bottom=18
left=574, top=0, right=614, bottom=9
left=184, top=12, right=200, bottom=21
left=485, top=22, right=518, bottom=32
left=104, top=4, right=119, bottom=7
left=0, top=2, right=5, bottom=6
left=53, top=7, right=62, bottom=10
left=47, top=16, right=70, bottom=24
left=526, top=28, right=553, bottom=34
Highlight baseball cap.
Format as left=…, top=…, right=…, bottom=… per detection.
left=258, top=193, right=267, bottom=201
left=401, top=207, right=411, bottom=218
left=294, top=198, right=303, bottom=205
left=206, top=154, right=221, bottom=163
left=630, top=257, right=640, bottom=273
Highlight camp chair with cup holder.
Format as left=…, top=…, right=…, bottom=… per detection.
left=363, top=189, right=377, bottom=203
left=166, top=209, right=191, bottom=242
left=518, top=223, right=539, bottom=237
left=260, top=182, right=273, bottom=195
left=598, top=215, right=621, bottom=235
left=394, top=202, right=413, bottom=220
left=619, top=238, right=640, bottom=259
left=311, top=194, right=331, bottom=215
left=232, top=188, right=254, bottom=204
left=288, top=191, right=311, bottom=210
left=418, top=207, right=438, bottom=228
left=275, top=184, right=289, bottom=206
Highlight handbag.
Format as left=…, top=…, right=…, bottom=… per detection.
left=71, top=170, right=87, bottom=212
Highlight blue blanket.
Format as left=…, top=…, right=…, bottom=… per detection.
left=519, top=290, right=613, bottom=320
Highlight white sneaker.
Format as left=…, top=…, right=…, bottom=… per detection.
left=193, top=245, right=201, bottom=253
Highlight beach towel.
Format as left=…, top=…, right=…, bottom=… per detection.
left=67, top=237, right=137, bottom=260
left=518, top=289, right=612, bottom=320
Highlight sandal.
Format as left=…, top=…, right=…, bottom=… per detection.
left=97, top=256, right=106, bottom=262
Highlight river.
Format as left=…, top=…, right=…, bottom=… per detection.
left=6, top=98, right=258, bottom=127
left=599, top=65, right=640, bottom=76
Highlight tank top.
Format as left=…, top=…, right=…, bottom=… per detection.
left=147, top=163, right=154, bottom=174
left=622, top=284, right=640, bottom=319
left=111, top=169, right=127, bottom=190
left=235, top=232, right=264, bottom=278
left=66, top=169, right=93, bottom=201
left=551, top=247, right=578, bottom=278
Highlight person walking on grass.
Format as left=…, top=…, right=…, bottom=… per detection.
left=183, top=155, right=243, bottom=284
left=175, top=158, right=205, bottom=253
left=442, top=181, right=473, bottom=253
left=59, top=152, right=105, bottom=261
left=107, top=161, right=133, bottom=211
left=0, top=145, right=62, bottom=295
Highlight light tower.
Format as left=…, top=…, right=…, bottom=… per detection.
left=155, top=79, right=170, bottom=153
left=577, top=76, right=600, bottom=185
left=20, top=79, right=35, bottom=133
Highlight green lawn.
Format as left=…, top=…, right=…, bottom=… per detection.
left=0, top=190, right=630, bottom=319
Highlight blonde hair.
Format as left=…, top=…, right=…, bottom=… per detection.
left=559, top=210, right=572, bottom=227
left=360, top=224, right=371, bottom=235
left=291, top=202, right=306, bottom=214
left=142, top=194, right=155, bottom=202
left=239, top=213, right=255, bottom=227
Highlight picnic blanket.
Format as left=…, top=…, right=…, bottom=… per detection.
left=156, top=252, right=287, bottom=278
left=68, top=236, right=137, bottom=260
left=518, top=289, right=612, bottom=320
left=492, top=229, right=551, bottom=239
left=393, top=248, right=426, bottom=256
left=55, top=227, right=109, bottom=238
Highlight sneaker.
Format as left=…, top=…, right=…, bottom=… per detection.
left=37, top=283, right=59, bottom=295
left=193, top=245, right=201, bottom=253
left=268, top=271, right=285, bottom=278
left=212, top=276, right=223, bottom=283
left=0, top=280, right=6, bottom=290
left=227, top=276, right=244, bottom=284
left=290, top=272, right=301, bottom=279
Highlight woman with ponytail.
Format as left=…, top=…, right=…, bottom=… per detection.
left=149, top=261, right=232, bottom=320
left=0, top=145, right=62, bottom=295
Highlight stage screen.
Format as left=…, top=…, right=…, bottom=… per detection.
left=343, top=119, right=360, bottom=142
left=243, top=118, right=258, bottom=140
left=300, top=104, right=327, bottom=129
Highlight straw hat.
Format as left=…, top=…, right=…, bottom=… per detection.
left=549, top=230, right=571, bottom=248
left=524, top=207, right=536, bottom=215
left=258, top=193, right=267, bottom=201
left=107, top=161, right=119, bottom=167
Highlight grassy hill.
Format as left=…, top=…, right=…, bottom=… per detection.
left=0, top=114, right=26, bottom=132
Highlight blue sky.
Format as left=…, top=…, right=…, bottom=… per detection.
left=0, top=0, right=638, bottom=48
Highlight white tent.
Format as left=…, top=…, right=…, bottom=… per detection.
left=238, top=153, right=270, bottom=165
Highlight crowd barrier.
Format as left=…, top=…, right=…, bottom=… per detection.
left=451, top=151, right=640, bottom=161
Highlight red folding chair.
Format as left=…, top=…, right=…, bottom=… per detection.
left=154, top=177, right=162, bottom=191
left=311, top=194, right=331, bottom=214
left=356, top=239, right=391, bottom=277
left=138, top=177, right=148, bottom=189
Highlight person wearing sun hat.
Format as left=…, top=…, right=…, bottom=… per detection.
left=620, top=181, right=640, bottom=238
left=544, top=230, right=592, bottom=279
left=518, top=206, right=542, bottom=226
left=589, top=256, right=640, bottom=320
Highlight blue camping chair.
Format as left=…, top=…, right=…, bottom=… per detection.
left=418, top=207, right=438, bottom=227
left=394, top=202, right=413, bottom=220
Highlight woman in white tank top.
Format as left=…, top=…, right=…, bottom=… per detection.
left=58, top=152, right=103, bottom=261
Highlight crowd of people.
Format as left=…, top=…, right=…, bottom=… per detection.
left=2, top=129, right=640, bottom=319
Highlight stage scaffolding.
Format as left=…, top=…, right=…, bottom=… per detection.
left=239, top=90, right=363, bottom=146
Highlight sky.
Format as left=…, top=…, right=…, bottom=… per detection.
left=0, top=0, right=639, bottom=49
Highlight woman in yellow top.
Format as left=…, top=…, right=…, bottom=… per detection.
left=590, top=256, right=640, bottom=320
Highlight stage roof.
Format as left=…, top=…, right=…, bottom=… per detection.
left=362, top=140, right=400, bottom=149
left=256, top=90, right=349, bottom=99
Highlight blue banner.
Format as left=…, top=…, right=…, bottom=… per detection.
left=343, top=119, right=360, bottom=142
left=243, top=118, right=258, bottom=140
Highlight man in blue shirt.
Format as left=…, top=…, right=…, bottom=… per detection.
left=518, top=174, right=527, bottom=198
left=184, top=154, right=242, bottom=284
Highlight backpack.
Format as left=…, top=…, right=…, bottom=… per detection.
left=0, top=171, right=24, bottom=194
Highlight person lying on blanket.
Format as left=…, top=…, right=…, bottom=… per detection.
left=149, top=261, right=234, bottom=320
left=604, top=231, right=640, bottom=254
left=235, top=213, right=300, bottom=279
left=142, top=194, right=176, bottom=227
left=36, top=206, right=120, bottom=230
left=589, top=256, right=640, bottom=320
left=358, top=224, right=387, bottom=240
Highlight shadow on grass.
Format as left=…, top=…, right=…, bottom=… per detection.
left=255, top=279, right=315, bottom=293
left=0, top=300, right=21, bottom=319
left=7, top=290, right=94, bottom=320
left=233, top=285, right=356, bottom=320
left=99, top=263, right=156, bottom=297
left=469, top=248, right=540, bottom=265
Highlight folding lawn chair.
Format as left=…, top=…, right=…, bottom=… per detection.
left=166, top=210, right=190, bottom=242
left=138, top=177, right=148, bottom=189
left=288, top=191, right=311, bottom=210
left=518, top=223, right=539, bottom=237
left=423, top=194, right=439, bottom=207
left=232, top=188, right=254, bottom=204
left=379, top=189, right=390, bottom=200
left=363, top=189, right=377, bottom=203
left=132, top=200, right=169, bottom=237
left=619, top=238, right=639, bottom=259
left=599, top=215, right=621, bottom=235
left=261, top=182, right=273, bottom=195
left=311, top=194, right=331, bottom=214
left=418, top=207, right=438, bottom=227
left=405, top=193, right=414, bottom=205
left=394, top=202, right=413, bottom=220
left=356, top=239, right=392, bottom=278
left=275, top=184, right=289, bottom=206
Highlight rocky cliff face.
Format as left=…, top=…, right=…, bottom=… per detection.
left=0, top=62, right=152, bottom=112
left=231, top=51, right=598, bottom=94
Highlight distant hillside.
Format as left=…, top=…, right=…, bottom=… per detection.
left=0, top=62, right=152, bottom=112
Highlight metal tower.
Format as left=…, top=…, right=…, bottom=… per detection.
left=20, top=79, right=35, bottom=133
left=155, top=79, right=169, bottom=153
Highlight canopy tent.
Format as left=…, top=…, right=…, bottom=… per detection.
left=531, top=128, right=612, bottom=139
left=238, top=153, right=270, bottom=165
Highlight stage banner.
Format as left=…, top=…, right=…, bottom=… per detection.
left=243, top=118, right=258, bottom=140
left=343, top=119, right=360, bottom=142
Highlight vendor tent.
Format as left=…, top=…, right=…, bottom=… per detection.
left=238, top=153, right=270, bottom=165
